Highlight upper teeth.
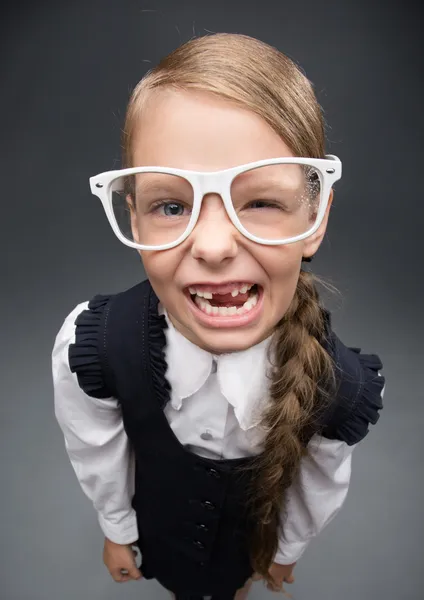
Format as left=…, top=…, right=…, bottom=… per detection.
left=188, top=283, right=253, bottom=298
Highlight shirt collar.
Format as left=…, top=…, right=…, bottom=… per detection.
left=162, top=308, right=214, bottom=409
left=216, top=336, right=272, bottom=430
left=160, top=304, right=273, bottom=430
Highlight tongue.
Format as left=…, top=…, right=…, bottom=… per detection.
left=210, top=291, right=249, bottom=306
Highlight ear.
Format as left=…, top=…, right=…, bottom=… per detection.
left=301, top=189, right=334, bottom=259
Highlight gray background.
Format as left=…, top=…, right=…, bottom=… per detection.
left=1, top=0, right=423, bottom=599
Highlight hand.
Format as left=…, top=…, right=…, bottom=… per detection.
left=252, top=561, right=296, bottom=593
left=103, top=537, right=143, bottom=583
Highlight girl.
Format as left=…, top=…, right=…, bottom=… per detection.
left=52, top=33, right=385, bottom=600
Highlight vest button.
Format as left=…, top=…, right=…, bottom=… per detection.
left=207, top=467, right=220, bottom=479
left=196, top=523, right=209, bottom=532
left=193, top=540, right=205, bottom=549
left=201, top=500, right=216, bottom=511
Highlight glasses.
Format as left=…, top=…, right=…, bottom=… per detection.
left=89, top=155, right=342, bottom=251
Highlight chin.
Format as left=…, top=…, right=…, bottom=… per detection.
left=190, top=325, right=270, bottom=354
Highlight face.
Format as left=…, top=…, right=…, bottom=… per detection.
left=130, top=89, right=332, bottom=353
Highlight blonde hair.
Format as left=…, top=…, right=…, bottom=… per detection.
left=122, top=33, right=336, bottom=586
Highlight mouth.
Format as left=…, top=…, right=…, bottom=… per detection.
left=184, top=282, right=263, bottom=328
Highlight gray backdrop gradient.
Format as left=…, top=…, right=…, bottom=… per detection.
left=1, top=1, right=423, bottom=599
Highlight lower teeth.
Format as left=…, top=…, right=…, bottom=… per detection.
left=193, top=290, right=259, bottom=316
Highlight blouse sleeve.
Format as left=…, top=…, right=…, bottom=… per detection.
left=274, top=435, right=355, bottom=565
left=273, top=346, right=386, bottom=565
left=52, top=302, right=138, bottom=545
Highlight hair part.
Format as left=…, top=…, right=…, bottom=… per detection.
left=121, top=33, right=336, bottom=586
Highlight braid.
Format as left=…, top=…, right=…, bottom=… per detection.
left=239, top=270, right=337, bottom=586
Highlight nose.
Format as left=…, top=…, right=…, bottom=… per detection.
left=190, top=195, right=238, bottom=266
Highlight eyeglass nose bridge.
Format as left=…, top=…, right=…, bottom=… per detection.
left=195, top=171, right=233, bottom=198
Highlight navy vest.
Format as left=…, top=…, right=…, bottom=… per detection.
left=69, top=279, right=384, bottom=596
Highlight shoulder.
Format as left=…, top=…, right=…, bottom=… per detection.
left=51, top=294, right=114, bottom=399
left=52, top=301, right=90, bottom=359
left=52, top=301, right=91, bottom=398
left=53, top=279, right=156, bottom=399
left=319, top=309, right=386, bottom=446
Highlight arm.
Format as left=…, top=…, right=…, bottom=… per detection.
left=274, top=373, right=386, bottom=566
left=273, top=435, right=355, bottom=565
left=52, top=302, right=138, bottom=545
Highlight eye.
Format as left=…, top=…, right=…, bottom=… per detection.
left=150, top=201, right=189, bottom=217
left=246, top=200, right=286, bottom=210
left=162, top=202, right=185, bottom=216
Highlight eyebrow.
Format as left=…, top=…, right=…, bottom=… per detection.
left=134, top=180, right=191, bottom=194
left=232, top=173, right=302, bottom=191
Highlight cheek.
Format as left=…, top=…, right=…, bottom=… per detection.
left=259, top=244, right=302, bottom=282
left=260, top=246, right=302, bottom=313
left=140, top=249, right=182, bottom=297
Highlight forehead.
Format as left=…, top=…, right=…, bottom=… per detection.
left=131, top=88, right=294, bottom=170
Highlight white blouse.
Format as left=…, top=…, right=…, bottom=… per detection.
left=52, top=301, right=371, bottom=565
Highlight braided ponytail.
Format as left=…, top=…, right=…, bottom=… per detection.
left=241, top=269, right=337, bottom=584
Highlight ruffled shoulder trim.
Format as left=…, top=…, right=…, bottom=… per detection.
left=68, top=280, right=170, bottom=405
left=320, top=312, right=385, bottom=445
left=329, top=349, right=385, bottom=445
left=146, top=285, right=171, bottom=410
left=68, top=293, right=113, bottom=399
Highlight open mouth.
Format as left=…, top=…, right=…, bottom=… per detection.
left=187, top=283, right=261, bottom=317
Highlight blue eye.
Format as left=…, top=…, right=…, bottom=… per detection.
left=150, top=201, right=189, bottom=217
left=162, top=202, right=185, bottom=216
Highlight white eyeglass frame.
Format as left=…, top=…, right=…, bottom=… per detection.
left=89, top=154, right=342, bottom=251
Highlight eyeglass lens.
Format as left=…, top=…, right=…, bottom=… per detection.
left=111, top=163, right=321, bottom=246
